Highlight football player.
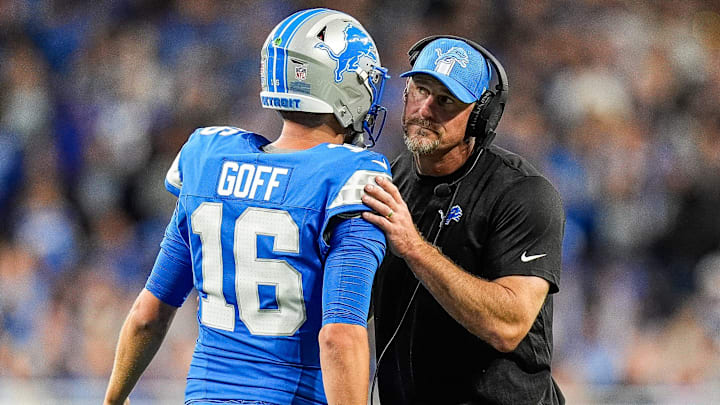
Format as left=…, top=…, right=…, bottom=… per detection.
left=104, top=8, right=390, bottom=405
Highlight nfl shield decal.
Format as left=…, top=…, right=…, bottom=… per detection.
left=295, top=64, right=307, bottom=81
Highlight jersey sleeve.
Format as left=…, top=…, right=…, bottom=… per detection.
left=164, top=127, right=262, bottom=197
left=163, top=127, right=203, bottom=197
left=322, top=216, right=386, bottom=326
left=484, top=176, right=565, bottom=293
left=145, top=205, right=194, bottom=307
left=165, top=150, right=183, bottom=197
left=326, top=150, right=392, bottom=218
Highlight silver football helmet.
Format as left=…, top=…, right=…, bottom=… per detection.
left=260, top=8, right=389, bottom=146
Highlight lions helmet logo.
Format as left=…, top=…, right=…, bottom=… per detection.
left=439, top=205, right=463, bottom=226
left=434, top=46, right=469, bottom=76
left=315, top=24, right=378, bottom=83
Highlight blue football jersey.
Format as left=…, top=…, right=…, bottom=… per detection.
left=162, top=126, right=391, bottom=404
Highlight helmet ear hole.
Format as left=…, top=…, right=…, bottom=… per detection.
left=317, top=27, right=326, bottom=41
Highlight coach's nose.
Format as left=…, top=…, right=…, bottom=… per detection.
left=417, top=95, right=437, bottom=120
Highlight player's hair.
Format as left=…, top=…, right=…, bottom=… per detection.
left=277, top=111, right=333, bottom=128
left=277, top=111, right=353, bottom=140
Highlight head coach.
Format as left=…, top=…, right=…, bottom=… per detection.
left=361, top=36, right=566, bottom=404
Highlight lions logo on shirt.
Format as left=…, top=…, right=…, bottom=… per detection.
left=440, top=205, right=463, bottom=225
left=315, top=24, right=378, bottom=83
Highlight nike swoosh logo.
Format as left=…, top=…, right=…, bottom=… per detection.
left=371, top=160, right=388, bottom=170
left=521, top=251, right=547, bottom=262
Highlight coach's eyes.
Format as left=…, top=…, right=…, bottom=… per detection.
left=415, top=86, right=430, bottom=97
left=437, top=95, right=455, bottom=105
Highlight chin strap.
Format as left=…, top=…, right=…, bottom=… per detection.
left=345, top=131, right=365, bottom=147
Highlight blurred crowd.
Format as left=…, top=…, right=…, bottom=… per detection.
left=1, top=0, right=719, bottom=402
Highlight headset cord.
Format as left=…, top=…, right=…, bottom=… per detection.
left=369, top=177, right=464, bottom=405
left=370, top=280, right=420, bottom=405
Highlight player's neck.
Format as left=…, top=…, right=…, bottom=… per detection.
left=270, top=120, right=345, bottom=150
left=415, top=138, right=476, bottom=177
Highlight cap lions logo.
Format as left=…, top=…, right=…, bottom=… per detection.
left=315, top=24, right=378, bottom=83
left=434, top=46, right=469, bottom=76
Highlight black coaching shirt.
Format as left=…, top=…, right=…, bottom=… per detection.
left=373, top=144, right=565, bottom=405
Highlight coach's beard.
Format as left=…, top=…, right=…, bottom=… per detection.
left=402, top=114, right=441, bottom=155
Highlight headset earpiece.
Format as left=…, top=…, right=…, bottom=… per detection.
left=481, top=87, right=505, bottom=140
left=406, top=35, right=508, bottom=148
left=464, top=100, right=483, bottom=142
left=465, top=90, right=494, bottom=142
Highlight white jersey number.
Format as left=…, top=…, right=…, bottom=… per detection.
left=191, top=203, right=306, bottom=336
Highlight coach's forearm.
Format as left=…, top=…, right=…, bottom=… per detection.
left=104, top=289, right=176, bottom=405
left=319, top=323, right=369, bottom=405
left=403, top=242, right=547, bottom=352
left=361, top=176, right=550, bottom=352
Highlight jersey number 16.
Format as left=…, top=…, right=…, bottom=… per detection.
left=191, top=203, right=307, bottom=336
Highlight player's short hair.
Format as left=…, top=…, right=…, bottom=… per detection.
left=277, top=111, right=336, bottom=129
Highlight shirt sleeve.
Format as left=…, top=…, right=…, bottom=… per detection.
left=485, top=176, right=565, bottom=293
left=145, top=206, right=194, bottom=307
left=322, top=217, right=386, bottom=326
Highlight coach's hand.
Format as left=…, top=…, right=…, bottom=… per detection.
left=362, top=176, right=424, bottom=259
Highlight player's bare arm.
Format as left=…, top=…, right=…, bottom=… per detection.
left=319, top=323, right=369, bottom=405
left=104, top=289, right=177, bottom=405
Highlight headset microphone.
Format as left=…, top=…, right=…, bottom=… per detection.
left=431, top=147, right=484, bottom=198
left=371, top=147, right=485, bottom=405
left=433, top=183, right=452, bottom=197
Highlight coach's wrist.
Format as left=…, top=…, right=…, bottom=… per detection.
left=402, top=237, right=440, bottom=271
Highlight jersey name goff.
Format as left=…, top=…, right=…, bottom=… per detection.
left=217, top=161, right=289, bottom=201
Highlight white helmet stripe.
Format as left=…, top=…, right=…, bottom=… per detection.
left=270, top=8, right=329, bottom=93
left=268, top=9, right=311, bottom=91
left=280, top=9, right=331, bottom=93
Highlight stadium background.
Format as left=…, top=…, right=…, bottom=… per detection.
left=1, top=0, right=719, bottom=403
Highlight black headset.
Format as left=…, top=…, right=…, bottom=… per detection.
left=406, top=35, right=509, bottom=148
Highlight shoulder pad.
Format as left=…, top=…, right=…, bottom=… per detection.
left=165, top=151, right=182, bottom=196
left=329, top=169, right=391, bottom=209
left=195, top=126, right=247, bottom=137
